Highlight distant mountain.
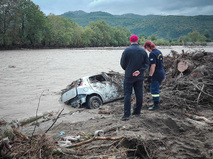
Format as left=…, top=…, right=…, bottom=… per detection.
left=115, top=13, right=161, bottom=19
left=59, top=11, right=213, bottom=40
left=60, top=10, right=87, bottom=18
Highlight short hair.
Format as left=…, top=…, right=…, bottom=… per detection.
left=144, top=41, right=156, bottom=50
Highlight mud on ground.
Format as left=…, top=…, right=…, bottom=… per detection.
left=1, top=49, right=213, bottom=158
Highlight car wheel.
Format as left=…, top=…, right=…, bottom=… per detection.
left=87, top=96, right=102, bottom=109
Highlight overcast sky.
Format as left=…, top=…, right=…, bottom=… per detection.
left=31, top=0, right=213, bottom=16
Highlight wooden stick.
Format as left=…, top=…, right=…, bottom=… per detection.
left=193, top=83, right=213, bottom=98
left=197, top=84, right=204, bottom=104
left=45, top=108, right=64, bottom=133
left=31, top=90, right=46, bottom=138
left=66, top=136, right=124, bottom=148
left=53, top=148, right=85, bottom=156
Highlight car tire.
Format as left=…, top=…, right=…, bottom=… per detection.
left=87, top=96, right=102, bottom=109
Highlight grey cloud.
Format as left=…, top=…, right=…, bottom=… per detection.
left=31, top=0, right=213, bottom=16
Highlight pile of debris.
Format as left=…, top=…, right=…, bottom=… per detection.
left=0, top=121, right=56, bottom=158
left=0, top=122, right=150, bottom=158
left=157, top=49, right=213, bottom=111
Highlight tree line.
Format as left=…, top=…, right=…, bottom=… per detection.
left=61, top=11, right=213, bottom=41
left=0, top=0, right=211, bottom=49
left=139, top=30, right=211, bottom=46
left=0, top=0, right=131, bottom=49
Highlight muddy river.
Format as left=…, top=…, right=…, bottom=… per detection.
left=0, top=46, right=212, bottom=122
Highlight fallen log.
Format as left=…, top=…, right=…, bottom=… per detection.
left=87, top=142, right=117, bottom=150
left=53, top=148, right=86, bottom=156
left=177, top=60, right=188, bottom=73
left=65, top=136, right=124, bottom=148
left=185, top=113, right=213, bottom=125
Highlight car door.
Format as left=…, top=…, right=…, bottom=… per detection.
left=89, top=74, right=119, bottom=103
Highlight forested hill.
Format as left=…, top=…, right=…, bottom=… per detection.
left=60, top=11, right=213, bottom=40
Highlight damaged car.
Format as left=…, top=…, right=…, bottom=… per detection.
left=61, top=72, right=124, bottom=109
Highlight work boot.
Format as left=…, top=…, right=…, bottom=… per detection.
left=121, top=116, right=130, bottom=121
left=132, top=112, right=140, bottom=116
left=148, top=102, right=160, bottom=111
left=132, top=104, right=141, bottom=116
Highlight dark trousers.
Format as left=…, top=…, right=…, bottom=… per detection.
left=150, top=80, right=162, bottom=102
left=123, top=78, right=143, bottom=117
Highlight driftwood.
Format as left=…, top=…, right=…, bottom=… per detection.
left=31, top=90, right=46, bottom=138
left=87, top=142, right=117, bottom=150
left=103, top=124, right=123, bottom=134
left=45, top=108, right=64, bottom=133
left=53, top=148, right=86, bottom=156
left=65, top=136, right=124, bottom=148
left=197, top=84, right=205, bottom=105
left=192, top=52, right=205, bottom=60
left=185, top=113, right=213, bottom=125
left=0, top=129, right=55, bottom=158
left=168, top=50, right=209, bottom=78
left=177, top=60, right=188, bottom=73
left=192, top=82, right=213, bottom=98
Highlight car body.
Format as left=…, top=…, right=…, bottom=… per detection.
left=61, top=72, right=124, bottom=109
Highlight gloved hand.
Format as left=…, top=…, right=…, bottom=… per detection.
left=146, top=76, right=152, bottom=83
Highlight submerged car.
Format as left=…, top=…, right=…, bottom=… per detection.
left=61, top=72, right=124, bottom=109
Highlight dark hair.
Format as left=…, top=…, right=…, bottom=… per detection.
left=144, top=41, right=156, bottom=50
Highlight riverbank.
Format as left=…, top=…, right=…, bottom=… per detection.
left=1, top=48, right=213, bottom=158
left=0, top=46, right=213, bottom=122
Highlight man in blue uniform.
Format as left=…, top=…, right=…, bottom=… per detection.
left=144, top=41, right=165, bottom=110
left=120, top=35, right=149, bottom=120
